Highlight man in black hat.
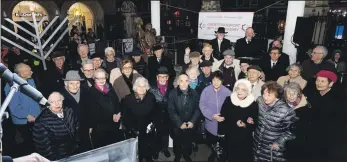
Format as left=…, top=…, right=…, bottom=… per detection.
left=197, top=60, right=213, bottom=94
left=148, top=44, right=176, bottom=85
left=43, top=49, right=70, bottom=97
left=235, top=27, right=262, bottom=58
left=131, top=48, right=149, bottom=78
left=148, top=67, right=174, bottom=159
left=90, top=53, right=104, bottom=70
left=210, top=27, right=231, bottom=60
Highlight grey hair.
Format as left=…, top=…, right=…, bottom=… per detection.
left=93, top=68, right=109, bottom=79
left=185, top=66, right=200, bottom=76
left=315, top=45, right=328, bottom=58
left=286, top=63, right=303, bottom=75
left=284, top=82, right=302, bottom=97
left=132, top=77, right=150, bottom=92
left=105, top=47, right=115, bottom=55
left=14, top=63, right=30, bottom=74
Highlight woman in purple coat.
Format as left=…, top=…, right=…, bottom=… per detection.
left=199, top=71, right=231, bottom=161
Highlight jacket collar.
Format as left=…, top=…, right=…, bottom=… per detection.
left=177, top=87, right=193, bottom=96
left=230, top=92, right=255, bottom=108
left=295, top=95, right=309, bottom=109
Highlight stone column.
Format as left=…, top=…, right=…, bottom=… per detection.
left=282, top=1, right=306, bottom=64
left=151, top=0, right=160, bottom=36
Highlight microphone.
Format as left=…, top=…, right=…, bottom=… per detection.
left=0, top=63, right=49, bottom=106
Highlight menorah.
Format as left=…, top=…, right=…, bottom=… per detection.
left=1, top=9, right=79, bottom=70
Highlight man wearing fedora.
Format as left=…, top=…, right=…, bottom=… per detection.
left=210, top=27, right=232, bottom=60
left=59, top=70, right=92, bottom=152
left=235, top=27, right=262, bottom=58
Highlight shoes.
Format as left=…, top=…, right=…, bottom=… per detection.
left=162, top=149, right=171, bottom=157
left=174, top=156, right=181, bottom=162
left=183, top=156, right=192, bottom=162
left=153, top=152, right=159, bottom=160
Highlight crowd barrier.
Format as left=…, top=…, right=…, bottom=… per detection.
left=55, top=138, right=138, bottom=162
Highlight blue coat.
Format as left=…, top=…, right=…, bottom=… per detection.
left=4, top=78, right=41, bottom=125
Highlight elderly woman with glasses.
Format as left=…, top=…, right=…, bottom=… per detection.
left=277, top=64, right=307, bottom=89
left=218, top=79, right=258, bottom=162
left=102, top=47, right=121, bottom=74
left=122, top=77, right=158, bottom=162
left=88, top=68, right=123, bottom=148
left=283, top=83, right=311, bottom=162
left=110, top=59, right=142, bottom=101
left=32, top=92, right=78, bottom=160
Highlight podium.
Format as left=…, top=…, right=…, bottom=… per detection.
left=55, top=138, right=138, bottom=162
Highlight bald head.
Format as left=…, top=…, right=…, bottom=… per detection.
left=178, top=74, right=189, bottom=90
left=245, top=27, right=255, bottom=40
left=272, top=40, right=282, bottom=48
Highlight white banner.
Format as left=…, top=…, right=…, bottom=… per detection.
left=198, top=12, right=254, bottom=42
left=122, top=38, right=133, bottom=53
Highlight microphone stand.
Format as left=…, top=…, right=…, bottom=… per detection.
left=0, top=82, right=19, bottom=160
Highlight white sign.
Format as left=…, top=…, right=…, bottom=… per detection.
left=15, top=12, right=44, bottom=17
left=198, top=12, right=254, bottom=42
left=122, top=38, right=133, bottom=53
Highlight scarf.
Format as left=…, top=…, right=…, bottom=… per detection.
left=122, top=73, right=134, bottom=93
left=157, top=81, right=168, bottom=96
left=286, top=95, right=302, bottom=108
left=66, top=87, right=81, bottom=103
left=94, top=83, right=110, bottom=94
left=189, top=79, right=199, bottom=89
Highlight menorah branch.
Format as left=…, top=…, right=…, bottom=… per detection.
left=40, top=16, right=59, bottom=38
left=5, top=18, right=36, bottom=38
left=42, top=16, right=69, bottom=49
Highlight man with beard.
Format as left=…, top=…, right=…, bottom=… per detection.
left=235, top=27, right=262, bottom=58
left=60, top=70, right=92, bottom=152
left=212, top=49, right=241, bottom=90
left=168, top=74, right=201, bottom=162
left=149, top=67, right=173, bottom=159
left=80, top=62, right=95, bottom=89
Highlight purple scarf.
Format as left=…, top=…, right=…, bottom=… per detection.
left=157, top=81, right=168, bottom=96
left=287, top=95, right=302, bottom=108
left=95, top=83, right=110, bottom=94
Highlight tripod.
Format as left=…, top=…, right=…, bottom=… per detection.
left=0, top=83, right=19, bottom=161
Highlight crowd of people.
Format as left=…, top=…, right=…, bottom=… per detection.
left=1, top=26, right=347, bottom=162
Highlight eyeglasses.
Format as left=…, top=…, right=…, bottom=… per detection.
left=49, top=100, right=63, bottom=105
left=84, top=69, right=94, bottom=72
left=95, top=77, right=106, bottom=81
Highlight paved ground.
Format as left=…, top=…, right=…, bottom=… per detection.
left=157, top=144, right=210, bottom=162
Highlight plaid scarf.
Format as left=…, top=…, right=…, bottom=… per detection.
left=287, top=95, right=302, bottom=108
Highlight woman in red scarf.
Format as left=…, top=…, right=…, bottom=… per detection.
left=88, top=68, right=123, bottom=148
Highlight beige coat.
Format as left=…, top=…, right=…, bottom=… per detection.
left=110, top=68, right=142, bottom=101
left=251, top=80, right=265, bottom=100
left=277, top=75, right=307, bottom=90
left=212, top=59, right=241, bottom=80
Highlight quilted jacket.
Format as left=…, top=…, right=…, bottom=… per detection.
left=253, top=97, right=297, bottom=162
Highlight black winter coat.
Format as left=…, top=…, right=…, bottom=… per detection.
left=148, top=56, right=176, bottom=84
left=88, top=84, right=121, bottom=130
left=59, top=87, right=92, bottom=152
left=167, top=88, right=201, bottom=128
left=253, top=97, right=297, bottom=162
left=42, top=63, right=70, bottom=97
left=32, top=107, right=78, bottom=161
left=148, top=83, right=173, bottom=126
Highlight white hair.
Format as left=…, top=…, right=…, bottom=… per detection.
left=48, top=92, right=64, bottom=102
left=233, top=79, right=253, bottom=96
left=53, top=56, right=66, bottom=62
left=14, top=63, right=30, bottom=74
left=185, top=66, right=200, bottom=76
left=105, top=47, right=115, bottom=55
left=314, top=45, right=328, bottom=58
left=132, top=77, right=150, bottom=92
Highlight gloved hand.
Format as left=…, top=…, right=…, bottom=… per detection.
left=146, top=122, right=155, bottom=134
